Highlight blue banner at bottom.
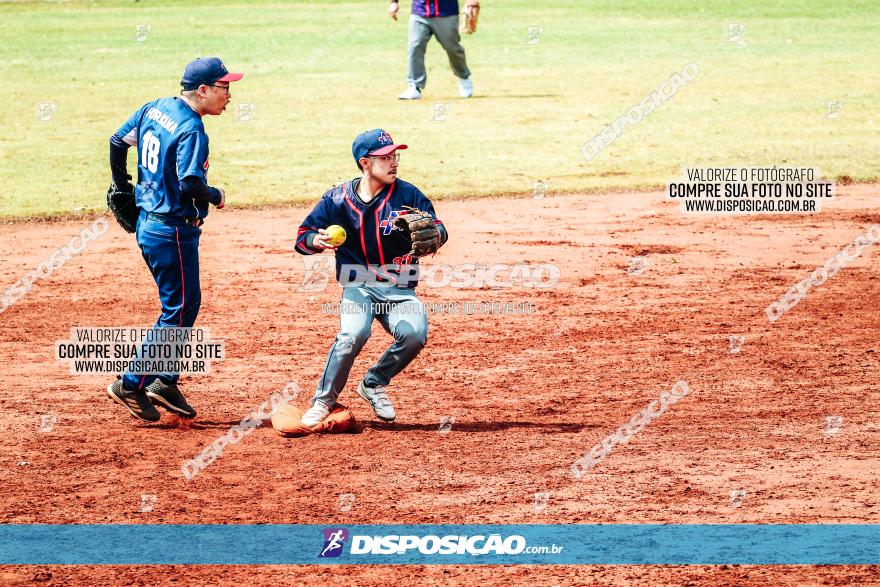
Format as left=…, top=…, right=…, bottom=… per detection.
left=0, top=525, right=877, bottom=565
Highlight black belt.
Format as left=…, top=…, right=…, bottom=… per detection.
left=145, top=212, right=204, bottom=227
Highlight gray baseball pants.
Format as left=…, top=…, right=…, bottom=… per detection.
left=407, top=13, right=471, bottom=89
left=312, top=285, right=428, bottom=408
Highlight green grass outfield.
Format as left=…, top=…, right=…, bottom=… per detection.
left=1, top=0, right=878, bottom=218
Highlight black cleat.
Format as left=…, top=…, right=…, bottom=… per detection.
left=107, top=379, right=161, bottom=422
left=146, top=379, right=196, bottom=419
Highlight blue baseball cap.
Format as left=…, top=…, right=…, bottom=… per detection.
left=352, top=129, right=408, bottom=163
left=180, top=57, right=243, bottom=91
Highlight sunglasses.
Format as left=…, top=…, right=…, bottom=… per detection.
left=207, top=84, right=231, bottom=94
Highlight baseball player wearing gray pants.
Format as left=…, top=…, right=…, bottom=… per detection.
left=390, top=0, right=473, bottom=99
left=295, top=129, right=448, bottom=427
left=314, top=285, right=428, bottom=412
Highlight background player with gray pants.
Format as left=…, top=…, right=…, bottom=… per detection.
left=390, top=0, right=473, bottom=99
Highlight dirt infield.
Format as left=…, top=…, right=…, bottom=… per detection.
left=0, top=187, right=877, bottom=584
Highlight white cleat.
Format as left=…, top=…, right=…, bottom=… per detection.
left=301, top=402, right=330, bottom=427
left=459, top=78, right=473, bottom=98
left=357, top=381, right=396, bottom=422
left=398, top=83, right=422, bottom=100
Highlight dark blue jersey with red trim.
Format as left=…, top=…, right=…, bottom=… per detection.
left=296, top=178, right=447, bottom=289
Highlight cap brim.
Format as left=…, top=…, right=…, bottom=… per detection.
left=216, top=72, right=244, bottom=82
left=369, top=144, right=408, bottom=156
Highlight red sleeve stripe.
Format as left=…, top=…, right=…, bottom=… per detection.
left=175, top=227, right=186, bottom=327
left=296, top=226, right=320, bottom=253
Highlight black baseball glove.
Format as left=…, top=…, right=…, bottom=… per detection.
left=393, top=205, right=441, bottom=257
left=107, top=175, right=139, bottom=233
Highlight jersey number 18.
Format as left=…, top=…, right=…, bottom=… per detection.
left=141, top=131, right=161, bottom=173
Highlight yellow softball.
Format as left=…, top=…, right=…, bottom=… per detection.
left=325, top=224, right=347, bottom=247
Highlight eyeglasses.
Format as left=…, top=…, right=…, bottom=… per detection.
left=368, top=152, right=400, bottom=163
left=207, top=84, right=231, bottom=94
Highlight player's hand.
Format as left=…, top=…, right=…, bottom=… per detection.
left=216, top=187, right=226, bottom=209
left=389, top=2, right=399, bottom=20
left=312, top=228, right=338, bottom=251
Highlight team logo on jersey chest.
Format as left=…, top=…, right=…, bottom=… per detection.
left=379, top=210, right=403, bottom=235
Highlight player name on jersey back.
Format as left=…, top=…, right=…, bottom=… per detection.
left=144, top=107, right=179, bottom=134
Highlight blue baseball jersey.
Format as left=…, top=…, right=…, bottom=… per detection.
left=411, top=0, right=459, bottom=18
left=114, top=97, right=213, bottom=219
left=296, top=178, right=446, bottom=289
